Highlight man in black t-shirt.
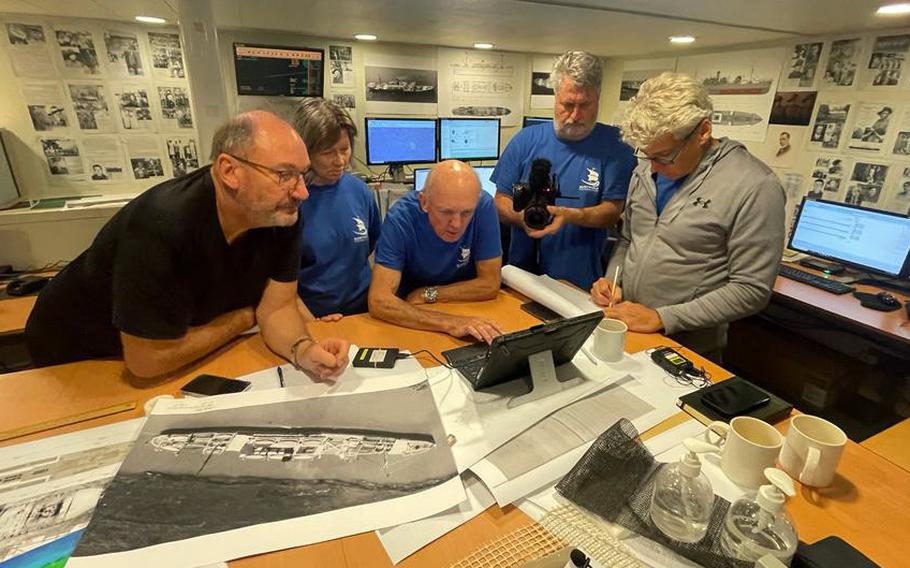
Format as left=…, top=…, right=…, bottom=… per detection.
left=26, top=111, right=349, bottom=380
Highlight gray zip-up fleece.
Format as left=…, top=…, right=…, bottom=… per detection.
left=605, top=138, right=785, bottom=354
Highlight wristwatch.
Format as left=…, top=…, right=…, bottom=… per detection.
left=423, top=286, right=439, bottom=304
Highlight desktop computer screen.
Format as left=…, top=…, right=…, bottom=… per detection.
left=789, top=198, right=910, bottom=277
left=438, top=118, right=500, bottom=161
left=364, top=118, right=438, bottom=165
left=523, top=116, right=552, bottom=128
left=233, top=44, right=324, bottom=97
left=414, top=166, right=497, bottom=196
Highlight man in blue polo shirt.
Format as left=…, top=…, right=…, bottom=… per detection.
left=492, top=50, right=636, bottom=290
left=370, top=160, right=503, bottom=343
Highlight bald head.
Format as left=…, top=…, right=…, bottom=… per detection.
left=210, top=110, right=305, bottom=162
left=419, top=160, right=483, bottom=243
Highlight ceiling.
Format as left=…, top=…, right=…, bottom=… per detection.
left=1, top=0, right=909, bottom=57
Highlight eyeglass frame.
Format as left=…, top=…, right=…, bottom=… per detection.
left=224, top=153, right=306, bottom=189
left=634, top=119, right=706, bottom=165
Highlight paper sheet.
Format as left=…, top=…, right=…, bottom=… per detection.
left=69, top=378, right=465, bottom=568
left=501, top=265, right=601, bottom=317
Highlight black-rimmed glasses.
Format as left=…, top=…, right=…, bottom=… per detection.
left=226, top=153, right=306, bottom=188
left=634, top=120, right=704, bottom=165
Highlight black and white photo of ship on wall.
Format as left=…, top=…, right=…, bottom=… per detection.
left=365, top=66, right=438, bottom=103
left=72, top=381, right=458, bottom=559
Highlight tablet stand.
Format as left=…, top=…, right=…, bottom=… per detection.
left=508, top=349, right=584, bottom=408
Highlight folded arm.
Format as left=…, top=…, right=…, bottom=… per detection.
left=406, top=257, right=502, bottom=304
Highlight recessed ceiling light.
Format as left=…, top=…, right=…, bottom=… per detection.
left=135, top=16, right=167, bottom=24
left=877, top=3, right=910, bottom=15
left=669, top=35, right=696, bottom=44
left=473, top=43, right=494, bottom=50
left=354, top=34, right=378, bottom=41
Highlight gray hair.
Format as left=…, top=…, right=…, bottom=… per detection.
left=621, top=72, right=713, bottom=149
left=549, top=50, right=602, bottom=94
left=209, top=114, right=254, bottom=160
left=292, top=98, right=357, bottom=155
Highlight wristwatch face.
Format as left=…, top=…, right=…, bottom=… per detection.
left=424, top=286, right=438, bottom=303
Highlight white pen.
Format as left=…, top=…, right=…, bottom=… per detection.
left=609, top=265, right=621, bottom=308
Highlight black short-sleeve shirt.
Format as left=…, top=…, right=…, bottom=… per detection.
left=25, top=166, right=301, bottom=366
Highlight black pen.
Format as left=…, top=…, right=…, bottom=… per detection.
left=276, top=366, right=285, bottom=388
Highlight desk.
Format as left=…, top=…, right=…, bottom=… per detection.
left=2, top=290, right=908, bottom=568
left=862, top=417, right=910, bottom=473
left=0, top=295, right=35, bottom=335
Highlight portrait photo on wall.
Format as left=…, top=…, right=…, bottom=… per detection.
left=770, top=91, right=817, bottom=125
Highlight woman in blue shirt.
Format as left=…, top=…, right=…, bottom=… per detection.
left=292, top=98, right=380, bottom=320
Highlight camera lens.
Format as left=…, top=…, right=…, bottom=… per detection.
left=524, top=206, right=551, bottom=230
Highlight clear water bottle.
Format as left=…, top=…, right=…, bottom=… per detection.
left=649, top=438, right=716, bottom=543
left=720, top=468, right=799, bottom=566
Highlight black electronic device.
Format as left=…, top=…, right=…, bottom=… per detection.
left=793, top=536, right=879, bottom=568
left=650, top=346, right=696, bottom=377
left=852, top=291, right=903, bottom=312
left=788, top=198, right=910, bottom=279
left=876, top=291, right=899, bottom=307
left=352, top=347, right=400, bottom=369
left=442, top=311, right=603, bottom=392
left=520, top=300, right=563, bottom=323
left=701, top=380, right=771, bottom=417
left=778, top=264, right=855, bottom=295
left=512, top=158, right=561, bottom=230
left=233, top=43, right=324, bottom=97
left=364, top=117, right=438, bottom=181
left=181, top=374, right=252, bottom=397
left=6, top=275, right=49, bottom=296
left=799, top=257, right=845, bottom=275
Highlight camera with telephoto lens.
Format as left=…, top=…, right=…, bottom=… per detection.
left=512, top=158, right=561, bottom=230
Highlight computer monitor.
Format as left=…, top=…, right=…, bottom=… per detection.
left=442, top=311, right=603, bottom=405
left=438, top=118, right=500, bottom=161
left=364, top=118, right=438, bottom=166
left=0, top=129, right=21, bottom=210
left=523, top=116, right=552, bottom=128
left=233, top=44, right=324, bottom=97
left=414, top=165, right=497, bottom=196
left=788, top=198, right=910, bottom=278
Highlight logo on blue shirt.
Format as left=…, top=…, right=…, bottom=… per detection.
left=579, top=166, right=600, bottom=192
left=456, top=246, right=471, bottom=268
left=353, top=217, right=369, bottom=243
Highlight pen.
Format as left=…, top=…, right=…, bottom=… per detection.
left=610, top=265, right=621, bottom=308
left=276, top=366, right=285, bottom=388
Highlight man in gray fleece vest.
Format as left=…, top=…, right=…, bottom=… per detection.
left=591, top=72, right=785, bottom=361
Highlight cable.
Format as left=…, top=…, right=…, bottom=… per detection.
left=404, top=349, right=452, bottom=369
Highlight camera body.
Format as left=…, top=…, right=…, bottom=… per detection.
left=512, top=158, right=560, bottom=230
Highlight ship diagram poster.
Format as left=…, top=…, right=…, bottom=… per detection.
left=69, top=379, right=463, bottom=568
left=364, top=48, right=437, bottom=115
left=677, top=47, right=785, bottom=142
left=437, top=48, right=524, bottom=127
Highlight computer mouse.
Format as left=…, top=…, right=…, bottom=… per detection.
left=6, top=275, right=50, bottom=296
left=876, top=291, right=899, bottom=307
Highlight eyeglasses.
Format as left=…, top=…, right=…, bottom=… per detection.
left=634, top=120, right=704, bottom=165
left=226, top=153, right=306, bottom=189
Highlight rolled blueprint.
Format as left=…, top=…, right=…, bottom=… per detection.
left=501, top=265, right=602, bottom=318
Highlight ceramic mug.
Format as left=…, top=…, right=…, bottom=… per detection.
left=592, top=318, right=626, bottom=362
left=705, top=416, right=784, bottom=488
left=779, top=414, right=847, bottom=487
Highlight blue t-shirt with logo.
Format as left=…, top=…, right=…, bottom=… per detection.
left=654, top=173, right=687, bottom=216
left=374, top=191, right=502, bottom=296
left=491, top=122, right=636, bottom=289
left=297, top=173, right=381, bottom=316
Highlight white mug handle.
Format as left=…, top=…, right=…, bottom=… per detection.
left=800, top=446, right=821, bottom=485
left=704, top=421, right=729, bottom=451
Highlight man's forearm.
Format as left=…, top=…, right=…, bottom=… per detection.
left=494, top=194, right=523, bottom=226
left=417, top=276, right=500, bottom=303
left=370, top=293, right=458, bottom=334
left=122, top=308, right=252, bottom=378
left=259, top=300, right=312, bottom=363
left=564, top=200, right=623, bottom=228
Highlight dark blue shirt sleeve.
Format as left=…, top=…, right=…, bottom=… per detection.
left=601, top=143, right=637, bottom=201
left=473, top=196, right=503, bottom=261
left=373, top=211, right=407, bottom=272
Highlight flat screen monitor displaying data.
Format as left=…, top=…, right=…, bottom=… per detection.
left=789, top=198, right=910, bottom=277
left=364, top=118, right=438, bottom=165
left=414, top=166, right=497, bottom=196
left=523, top=116, right=552, bottom=128
left=234, top=43, right=324, bottom=97
left=438, top=118, right=500, bottom=161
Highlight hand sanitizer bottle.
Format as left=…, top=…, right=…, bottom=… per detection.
left=720, top=468, right=799, bottom=566
left=650, top=438, right=716, bottom=543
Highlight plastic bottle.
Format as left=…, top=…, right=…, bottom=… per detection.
left=649, top=438, right=716, bottom=543
left=720, top=468, right=799, bottom=566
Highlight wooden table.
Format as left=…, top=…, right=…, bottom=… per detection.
left=0, top=295, right=36, bottom=335
left=2, top=290, right=908, bottom=567
left=862, top=417, right=910, bottom=473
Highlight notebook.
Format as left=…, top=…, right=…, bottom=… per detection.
left=677, top=375, right=794, bottom=426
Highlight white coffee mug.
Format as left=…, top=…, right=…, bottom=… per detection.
left=779, top=414, right=847, bottom=487
left=592, top=318, right=626, bottom=362
left=705, top=416, right=784, bottom=488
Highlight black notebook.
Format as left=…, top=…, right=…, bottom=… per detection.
left=677, top=375, right=794, bottom=426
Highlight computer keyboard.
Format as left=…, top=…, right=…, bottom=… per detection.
left=779, top=265, right=855, bottom=295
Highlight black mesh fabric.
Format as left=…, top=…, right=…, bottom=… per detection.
left=555, top=419, right=753, bottom=568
